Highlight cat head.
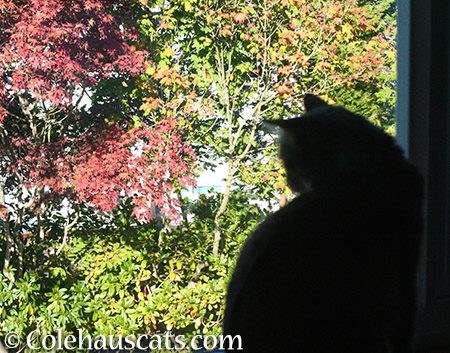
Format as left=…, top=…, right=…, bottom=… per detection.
left=267, top=95, right=400, bottom=193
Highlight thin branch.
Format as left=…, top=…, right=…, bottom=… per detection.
left=55, top=208, right=79, bottom=256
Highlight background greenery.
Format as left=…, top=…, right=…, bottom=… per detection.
left=0, top=0, right=396, bottom=351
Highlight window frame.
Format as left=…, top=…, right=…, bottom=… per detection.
left=397, top=0, right=450, bottom=350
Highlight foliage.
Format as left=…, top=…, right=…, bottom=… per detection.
left=0, top=0, right=145, bottom=111
left=0, top=0, right=196, bottom=278
left=0, top=192, right=262, bottom=350
left=0, top=0, right=195, bottom=222
left=139, top=0, right=397, bottom=137
left=0, top=0, right=397, bottom=347
left=136, top=0, right=397, bottom=255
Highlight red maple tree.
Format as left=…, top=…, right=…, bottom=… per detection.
left=0, top=0, right=196, bottom=275
left=0, top=0, right=145, bottom=112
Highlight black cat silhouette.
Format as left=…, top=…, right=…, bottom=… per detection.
left=223, top=94, right=423, bottom=353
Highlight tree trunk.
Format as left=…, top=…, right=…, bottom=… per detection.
left=34, top=213, right=45, bottom=268
left=0, top=183, right=12, bottom=275
left=14, top=211, right=24, bottom=279
left=2, top=217, right=13, bottom=275
left=212, top=161, right=234, bottom=257
left=176, top=190, right=189, bottom=231
left=16, top=232, right=23, bottom=278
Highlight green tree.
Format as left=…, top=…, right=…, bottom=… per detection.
left=138, top=0, right=397, bottom=256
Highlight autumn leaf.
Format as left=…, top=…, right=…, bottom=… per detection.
left=233, top=12, right=248, bottom=24
left=164, top=47, right=175, bottom=57
left=342, top=23, right=353, bottom=38
left=219, top=24, right=233, bottom=36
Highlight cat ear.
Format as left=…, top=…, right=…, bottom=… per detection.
left=304, top=94, right=328, bottom=111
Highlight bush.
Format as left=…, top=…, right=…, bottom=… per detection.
left=0, top=191, right=264, bottom=350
